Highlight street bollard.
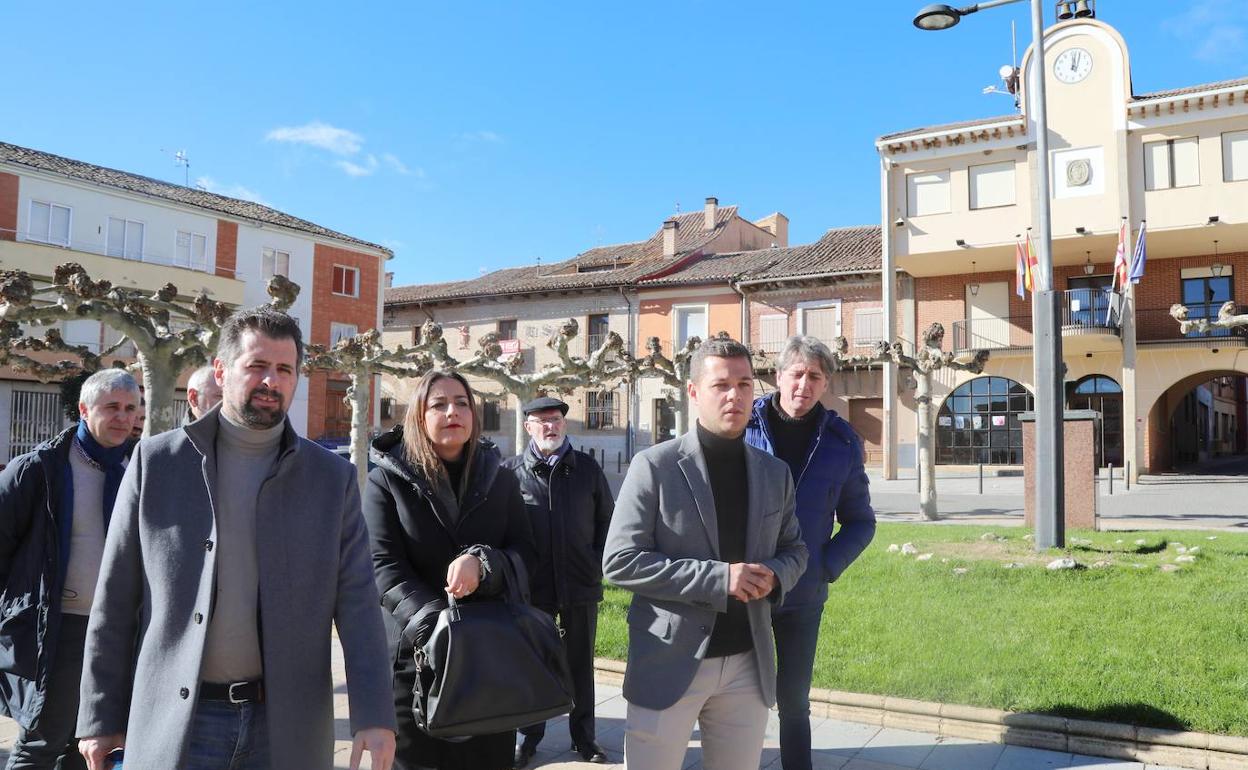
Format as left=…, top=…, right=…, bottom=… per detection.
left=1108, top=463, right=1114, bottom=495
left=1126, top=461, right=1131, bottom=491
left=978, top=463, right=983, bottom=495
left=617, top=451, right=621, bottom=474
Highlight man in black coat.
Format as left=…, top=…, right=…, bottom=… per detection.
left=504, top=396, right=614, bottom=767
left=0, top=369, right=140, bottom=770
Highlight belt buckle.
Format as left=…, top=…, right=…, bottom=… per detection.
left=227, top=681, right=250, bottom=704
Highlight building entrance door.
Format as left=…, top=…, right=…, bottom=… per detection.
left=324, top=380, right=352, bottom=442
left=1065, top=375, right=1123, bottom=468
left=848, top=397, right=883, bottom=466
left=652, top=398, right=675, bottom=444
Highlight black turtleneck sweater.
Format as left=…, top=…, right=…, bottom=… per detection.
left=697, top=422, right=754, bottom=658
left=766, top=392, right=825, bottom=484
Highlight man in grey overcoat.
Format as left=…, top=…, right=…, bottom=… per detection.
left=603, top=337, right=808, bottom=770
left=76, top=306, right=396, bottom=770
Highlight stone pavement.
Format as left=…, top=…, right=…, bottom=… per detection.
left=0, top=639, right=1195, bottom=770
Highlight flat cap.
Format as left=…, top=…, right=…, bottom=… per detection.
left=522, top=396, right=569, bottom=416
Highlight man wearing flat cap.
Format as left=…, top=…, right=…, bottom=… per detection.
left=503, top=396, right=614, bottom=767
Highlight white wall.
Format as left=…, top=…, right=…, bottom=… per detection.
left=17, top=175, right=219, bottom=275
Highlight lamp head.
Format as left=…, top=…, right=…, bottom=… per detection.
left=914, top=4, right=962, bottom=30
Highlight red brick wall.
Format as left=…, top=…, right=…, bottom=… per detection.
left=0, top=172, right=18, bottom=241
left=748, top=281, right=882, bottom=348
left=215, top=220, right=238, bottom=278
left=306, top=243, right=382, bottom=440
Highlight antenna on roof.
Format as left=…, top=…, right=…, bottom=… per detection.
left=675, top=202, right=681, bottom=213
left=160, top=148, right=191, bottom=186
left=535, top=256, right=542, bottom=276
left=982, top=22, right=1021, bottom=109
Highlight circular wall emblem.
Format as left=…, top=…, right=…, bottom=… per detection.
left=1067, top=159, right=1092, bottom=187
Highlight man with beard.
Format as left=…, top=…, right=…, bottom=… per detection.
left=504, top=397, right=613, bottom=767
left=77, top=306, right=396, bottom=770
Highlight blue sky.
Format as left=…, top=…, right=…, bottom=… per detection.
left=3, top=1, right=1243, bottom=286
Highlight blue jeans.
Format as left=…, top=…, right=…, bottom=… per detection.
left=772, top=604, right=824, bottom=770
left=181, top=699, right=270, bottom=770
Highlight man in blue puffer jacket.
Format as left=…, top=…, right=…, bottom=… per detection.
left=745, top=335, right=876, bottom=770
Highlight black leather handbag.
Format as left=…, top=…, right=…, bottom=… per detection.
left=412, top=550, right=574, bottom=738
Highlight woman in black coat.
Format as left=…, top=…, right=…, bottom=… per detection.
left=363, top=370, right=535, bottom=770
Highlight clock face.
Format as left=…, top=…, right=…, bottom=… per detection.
left=1054, top=47, right=1093, bottom=83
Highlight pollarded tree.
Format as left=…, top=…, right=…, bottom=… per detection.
left=0, top=262, right=298, bottom=436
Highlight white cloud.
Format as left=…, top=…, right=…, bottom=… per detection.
left=1163, top=0, right=1248, bottom=62
left=194, top=176, right=270, bottom=206
left=266, top=121, right=364, bottom=155
left=460, top=130, right=503, bottom=144
left=382, top=153, right=413, bottom=175
left=336, top=154, right=379, bottom=178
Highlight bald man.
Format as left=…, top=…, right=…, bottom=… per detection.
left=186, top=365, right=222, bottom=422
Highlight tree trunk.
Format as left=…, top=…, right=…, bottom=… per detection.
left=915, top=370, right=938, bottom=521
left=347, top=369, right=372, bottom=495
left=139, top=352, right=181, bottom=437
left=511, top=388, right=535, bottom=456
left=673, top=389, right=689, bottom=437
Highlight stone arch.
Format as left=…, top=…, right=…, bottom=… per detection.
left=1144, top=368, right=1248, bottom=473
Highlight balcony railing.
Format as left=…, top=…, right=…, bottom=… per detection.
left=952, top=316, right=1034, bottom=352
left=1061, top=288, right=1118, bottom=331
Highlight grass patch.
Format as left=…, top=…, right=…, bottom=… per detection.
left=597, top=524, right=1248, bottom=735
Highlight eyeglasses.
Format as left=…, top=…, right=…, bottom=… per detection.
left=526, top=416, right=564, bottom=426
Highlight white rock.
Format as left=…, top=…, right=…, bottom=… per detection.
left=901, top=543, right=918, bottom=555
left=1172, top=542, right=1185, bottom=550
left=1023, top=533, right=1034, bottom=541
left=1130, top=563, right=1147, bottom=569
left=1091, top=560, right=1112, bottom=569
left=1207, top=536, right=1218, bottom=540
left=1176, top=546, right=1188, bottom=554
left=1003, top=562, right=1025, bottom=569
left=1046, top=558, right=1079, bottom=570
left=1175, top=555, right=1197, bottom=564
left=1071, top=537, right=1092, bottom=546
left=1160, top=563, right=1181, bottom=573
left=980, top=532, right=999, bottom=541
left=1115, top=539, right=1124, bottom=544
left=916, top=553, right=934, bottom=561
left=1135, top=539, right=1147, bottom=546
left=887, top=544, right=901, bottom=553
left=1189, top=546, right=1201, bottom=554
left=941, top=558, right=950, bottom=563
left=952, top=568, right=969, bottom=575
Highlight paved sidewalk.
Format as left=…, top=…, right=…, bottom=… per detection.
left=0, top=640, right=1198, bottom=769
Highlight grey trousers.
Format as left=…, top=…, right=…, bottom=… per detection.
left=623, top=652, right=768, bottom=770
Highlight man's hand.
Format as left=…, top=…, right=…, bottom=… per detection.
left=446, top=554, right=482, bottom=599
left=728, top=563, right=777, bottom=602
left=79, top=734, right=125, bottom=770
left=350, top=727, right=396, bottom=770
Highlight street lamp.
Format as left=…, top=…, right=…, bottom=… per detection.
left=914, top=0, right=1065, bottom=550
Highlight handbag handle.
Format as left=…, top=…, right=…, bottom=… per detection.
left=444, top=549, right=531, bottom=614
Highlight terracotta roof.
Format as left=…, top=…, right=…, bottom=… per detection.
left=0, top=141, right=391, bottom=255
left=640, top=226, right=881, bottom=287
left=385, top=208, right=739, bottom=304
left=1132, top=75, right=1248, bottom=101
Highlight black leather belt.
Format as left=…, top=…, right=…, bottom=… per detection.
left=200, top=679, right=264, bottom=704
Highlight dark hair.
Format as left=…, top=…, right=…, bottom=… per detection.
left=689, top=336, right=753, bottom=382
left=403, top=369, right=482, bottom=500
left=216, top=306, right=304, bottom=367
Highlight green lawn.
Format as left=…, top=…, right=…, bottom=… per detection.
left=596, top=524, right=1248, bottom=735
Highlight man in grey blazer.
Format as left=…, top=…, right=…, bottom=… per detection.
left=603, top=337, right=807, bottom=770
left=77, top=307, right=396, bottom=770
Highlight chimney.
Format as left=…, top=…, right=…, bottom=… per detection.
left=384, top=271, right=394, bottom=288
left=753, top=213, right=790, bottom=248
left=704, top=196, right=719, bottom=231
left=662, top=219, right=680, bottom=257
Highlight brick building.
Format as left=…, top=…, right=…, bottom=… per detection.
left=0, top=140, right=389, bottom=462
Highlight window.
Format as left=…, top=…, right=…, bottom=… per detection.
left=673, top=305, right=707, bottom=349
left=587, top=313, right=611, bottom=351
left=62, top=320, right=102, bottom=353
left=380, top=398, right=394, bottom=421
left=175, top=231, right=207, bottom=270
left=759, top=314, right=788, bottom=354
left=262, top=247, right=290, bottom=279
left=106, top=217, right=145, bottom=259
left=330, top=322, right=358, bottom=345
left=586, top=390, right=618, bottom=430
left=853, top=308, right=884, bottom=347
left=1181, top=275, right=1234, bottom=337
left=1144, top=137, right=1200, bottom=190
left=332, top=265, right=360, bottom=297
left=411, top=325, right=423, bottom=346
left=1224, top=130, right=1248, bottom=182
left=906, top=170, right=951, bottom=216
left=481, top=400, right=501, bottom=432
left=969, top=161, right=1016, bottom=209
left=27, top=201, right=71, bottom=246
left=936, top=376, right=1034, bottom=465
left=497, top=319, right=517, bottom=341
left=798, top=301, right=840, bottom=345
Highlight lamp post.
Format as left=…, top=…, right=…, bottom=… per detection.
left=914, top=0, right=1065, bottom=549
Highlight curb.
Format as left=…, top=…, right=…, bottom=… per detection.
left=593, top=659, right=1248, bottom=770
